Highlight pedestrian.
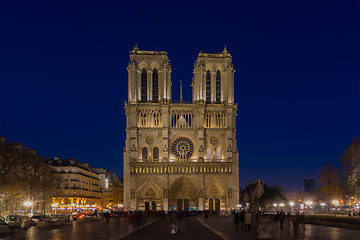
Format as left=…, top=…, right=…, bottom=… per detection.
left=293, top=212, right=301, bottom=236
left=279, top=210, right=285, bottom=229
left=245, top=211, right=252, bottom=232
left=93, top=209, right=98, bottom=220
left=257, top=217, right=272, bottom=240
left=286, top=212, right=291, bottom=229
left=136, top=211, right=143, bottom=228
left=104, top=211, right=110, bottom=224
left=240, top=210, right=245, bottom=231
left=115, top=212, right=121, bottom=228
left=233, top=211, right=240, bottom=232
left=273, top=211, right=279, bottom=229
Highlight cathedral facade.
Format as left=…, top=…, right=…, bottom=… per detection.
left=123, top=45, right=239, bottom=211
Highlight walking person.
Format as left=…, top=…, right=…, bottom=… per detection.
left=286, top=212, right=291, bottom=230
left=115, top=212, right=121, bottom=229
left=104, top=211, right=110, bottom=224
left=233, top=211, right=240, bottom=232
left=240, top=210, right=245, bottom=231
left=93, top=209, right=98, bottom=220
left=245, top=211, right=252, bottom=232
left=279, top=210, right=285, bottom=229
left=293, top=212, right=300, bottom=236
left=257, top=216, right=272, bottom=240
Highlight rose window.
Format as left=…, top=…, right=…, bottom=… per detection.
left=172, top=137, right=194, bottom=159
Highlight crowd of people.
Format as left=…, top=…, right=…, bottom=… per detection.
left=233, top=210, right=306, bottom=240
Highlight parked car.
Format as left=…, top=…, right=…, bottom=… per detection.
left=6, top=215, right=34, bottom=229
left=0, top=216, right=10, bottom=235
left=51, top=214, right=72, bottom=222
left=31, top=214, right=52, bottom=224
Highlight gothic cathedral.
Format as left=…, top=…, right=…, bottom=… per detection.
left=124, top=45, right=239, bottom=211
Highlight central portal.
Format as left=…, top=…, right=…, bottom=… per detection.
left=169, top=177, right=198, bottom=211
left=176, top=199, right=190, bottom=211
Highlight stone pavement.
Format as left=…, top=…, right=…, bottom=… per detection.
left=0, top=217, right=157, bottom=240
left=2, top=215, right=360, bottom=240
left=121, top=216, right=221, bottom=240
left=198, top=215, right=360, bottom=240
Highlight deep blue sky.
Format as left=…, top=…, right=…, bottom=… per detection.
left=1, top=1, right=359, bottom=191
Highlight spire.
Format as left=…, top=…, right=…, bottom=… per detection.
left=223, top=45, right=228, bottom=54
left=180, top=79, right=183, bottom=103
left=133, top=43, right=139, bottom=52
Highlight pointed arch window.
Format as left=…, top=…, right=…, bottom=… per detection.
left=216, top=70, right=221, bottom=103
left=142, top=147, right=148, bottom=161
left=153, top=147, right=159, bottom=160
left=206, top=147, right=211, bottom=160
left=141, top=68, right=147, bottom=102
left=206, top=70, right=211, bottom=103
left=216, top=147, right=222, bottom=160
left=152, top=69, right=158, bottom=103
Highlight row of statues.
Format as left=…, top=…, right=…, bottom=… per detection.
left=130, top=163, right=232, bottom=174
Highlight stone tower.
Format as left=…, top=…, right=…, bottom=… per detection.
left=124, top=45, right=239, bottom=211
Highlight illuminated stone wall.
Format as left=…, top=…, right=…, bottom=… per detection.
left=123, top=46, right=239, bottom=211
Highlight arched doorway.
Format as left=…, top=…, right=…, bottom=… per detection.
left=169, top=177, right=198, bottom=211
left=205, top=181, right=226, bottom=211
left=137, top=179, right=162, bottom=211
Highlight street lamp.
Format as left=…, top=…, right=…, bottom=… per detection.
left=273, top=203, right=278, bottom=212
left=332, top=200, right=339, bottom=215
left=289, top=202, right=295, bottom=212
left=52, top=203, right=59, bottom=214
left=320, top=203, right=326, bottom=210
left=24, top=201, right=32, bottom=215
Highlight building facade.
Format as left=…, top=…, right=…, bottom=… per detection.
left=49, top=157, right=101, bottom=207
left=96, top=168, right=124, bottom=208
left=123, top=46, right=239, bottom=211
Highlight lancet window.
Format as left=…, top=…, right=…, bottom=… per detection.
left=152, top=68, right=158, bottom=103
left=141, top=68, right=147, bottom=102
left=142, top=147, right=148, bottom=161
left=216, top=71, right=221, bottom=103
left=216, top=147, right=222, bottom=160
left=204, top=110, right=227, bottom=128
left=206, top=70, right=211, bottom=103
left=170, top=110, right=193, bottom=128
left=153, top=147, right=159, bottom=160
left=206, top=147, right=211, bottom=160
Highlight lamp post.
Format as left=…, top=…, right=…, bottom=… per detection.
left=332, top=200, right=339, bottom=216
left=289, top=202, right=295, bottom=213
left=52, top=203, right=59, bottom=214
left=24, top=201, right=33, bottom=215
left=305, top=201, right=312, bottom=214
left=273, top=203, right=278, bottom=213
left=320, top=202, right=326, bottom=212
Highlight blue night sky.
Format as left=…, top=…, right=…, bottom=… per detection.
left=1, top=1, right=359, bottom=191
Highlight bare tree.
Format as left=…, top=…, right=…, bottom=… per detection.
left=317, top=164, right=342, bottom=203
left=0, top=141, right=21, bottom=194
left=340, top=136, right=360, bottom=197
left=16, top=155, right=56, bottom=208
